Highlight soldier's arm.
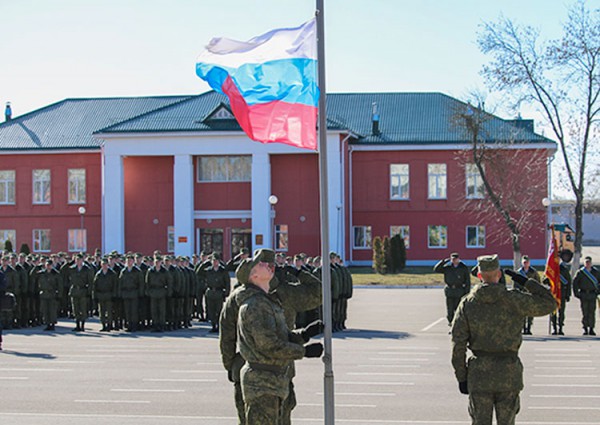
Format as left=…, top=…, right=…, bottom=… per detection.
left=450, top=301, right=469, bottom=383
left=572, top=272, right=581, bottom=298
left=219, top=296, right=239, bottom=370
left=512, top=279, right=558, bottom=317
left=224, top=272, right=231, bottom=297
left=285, top=270, right=323, bottom=312
left=433, top=259, right=448, bottom=273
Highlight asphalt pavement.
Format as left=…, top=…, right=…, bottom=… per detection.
left=1, top=288, right=599, bottom=425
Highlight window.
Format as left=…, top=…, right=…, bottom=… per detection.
left=33, top=169, right=51, bottom=204
left=200, top=228, right=224, bottom=254
left=390, top=225, right=410, bottom=249
left=197, top=156, right=252, bottom=182
left=68, top=169, right=86, bottom=204
left=466, top=226, right=485, bottom=248
left=466, top=164, right=484, bottom=199
left=0, top=230, right=16, bottom=250
left=428, top=164, right=447, bottom=199
left=390, top=164, right=409, bottom=200
left=428, top=225, right=447, bottom=248
left=0, top=170, right=15, bottom=204
left=167, top=226, right=175, bottom=252
left=353, top=226, right=372, bottom=249
left=275, top=224, right=289, bottom=251
left=33, top=229, right=51, bottom=252
left=68, top=229, right=87, bottom=252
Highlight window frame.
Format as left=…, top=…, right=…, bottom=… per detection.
left=465, top=163, right=485, bottom=199
left=353, top=225, right=372, bottom=249
left=390, top=225, right=410, bottom=249
left=428, top=225, right=448, bottom=249
left=68, top=228, right=87, bottom=252
left=32, top=229, right=51, bottom=252
left=275, top=224, right=289, bottom=252
left=0, top=170, right=16, bottom=205
left=68, top=168, right=86, bottom=204
left=466, top=225, right=486, bottom=248
left=196, top=155, right=252, bottom=183
left=390, top=163, right=410, bottom=200
left=427, top=163, right=447, bottom=200
left=32, top=169, right=51, bottom=205
left=167, top=226, right=175, bottom=253
left=0, top=229, right=16, bottom=250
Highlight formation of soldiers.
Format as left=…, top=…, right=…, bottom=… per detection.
left=0, top=248, right=354, bottom=336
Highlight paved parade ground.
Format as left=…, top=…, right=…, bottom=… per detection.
left=1, top=287, right=600, bottom=425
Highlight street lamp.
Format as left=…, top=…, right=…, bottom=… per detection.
left=268, top=195, right=278, bottom=250
left=78, top=206, right=86, bottom=251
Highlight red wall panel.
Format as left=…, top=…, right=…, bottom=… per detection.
left=124, top=156, right=173, bottom=255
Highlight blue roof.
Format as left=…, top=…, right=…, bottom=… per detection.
left=0, top=92, right=554, bottom=151
left=0, top=96, right=191, bottom=150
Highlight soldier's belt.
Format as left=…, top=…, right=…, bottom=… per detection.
left=248, top=362, right=289, bottom=374
left=472, top=350, right=517, bottom=358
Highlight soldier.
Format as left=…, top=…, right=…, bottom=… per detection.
left=37, top=259, right=61, bottom=331
left=232, top=249, right=323, bottom=424
left=513, top=255, right=541, bottom=335
left=181, top=256, right=195, bottom=328
left=0, top=255, right=19, bottom=329
left=227, top=248, right=250, bottom=273
left=434, top=252, right=471, bottom=326
left=68, top=253, right=93, bottom=332
left=16, top=253, right=32, bottom=327
left=145, top=255, right=169, bottom=332
left=451, top=255, right=556, bottom=425
left=135, top=253, right=150, bottom=329
left=205, top=253, right=230, bottom=333
left=551, top=252, right=572, bottom=335
left=194, top=250, right=211, bottom=321
left=572, top=256, right=600, bottom=336
left=118, top=254, right=144, bottom=332
left=336, top=254, right=353, bottom=330
left=93, top=258, right=118, bottom=332
left=0, top=267, right=7, bottom=349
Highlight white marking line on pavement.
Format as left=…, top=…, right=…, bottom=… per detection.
left=534, top=374, right=598, bottom=378
left=421, top=317, right=446, bottom=332
left=75, top=400, right=150, bottom=404
left=298, top=403, right=376, bottom=408
left=535, top=354, right=590, bottom=357
left=60, top=354, right=116, bottom=358
left=535, top=367, right=595, bottom=370
left=0, top=377, right=29, bottom=380
left=111, top=389, right=185, bottom=393
left=535, top=348, right=589, bottom=352
left=357, top=364, right=421, bottom=368
left=376, top=352, right=437, bottom=356
left=86, top=349, right=156, bottom=353
left=529, top=406, right=600, bottom=411
left=384, top=346, right=439, bottom=350
left=533, top=384, right=600, bottom=388
left=27, top=360, right=102, bottom=364
left=530, top=395, right=600, bottom=398
left=170, top=370, right=222, bottom=374
left=535, top=360, right=592, bottom=363
left=348, top=372, right=432, bottom=377
left=143, top=378, right=217, bottom=383
left=195, top=362, right=222, bottom=365
left=336, top=381, right=415, bottom=386
left=317, top=392, right=395, bottom=397
left=0, top=368, right=72, bottom=372
left=369, top=358, right=429, bottom=362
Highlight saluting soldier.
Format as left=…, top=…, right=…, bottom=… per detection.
left=119, top=254, right=144, bottom=332
left=573, top=256, right=600, bottom=336
left=37, top=259, right=61, bottom=331
left=514, top=255, right=541, bottom=335
left=145, top=255, right=169, bottom=332
left=68, top=253, right=93, bottom=332
left=93, top=258, right=118, bottom=332
left=204, top=253, right=230, bottom=333
left=434, top=252, right=471, bottom=327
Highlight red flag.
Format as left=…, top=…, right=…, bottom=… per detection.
left=544, top=228, right=561, bottom=308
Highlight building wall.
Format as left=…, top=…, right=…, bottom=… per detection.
left=123, top=156, right=174, bottom=254
left=349, top=149, right=549, bottom=264
left=0, top=152, right=101, bottom=253
left=270, top=153, right=321, bottom=256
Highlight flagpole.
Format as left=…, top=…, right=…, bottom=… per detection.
left=316, top=0, right=335, bottom=424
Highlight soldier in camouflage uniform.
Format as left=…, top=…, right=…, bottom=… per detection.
left=37, top=259, right=61, bottom=331
left=451, top=255, right=556, bottom=425
left=67, top=253, right=93, bottom=332
left=118, top=254, right=144, bottom=332
left=221, top=249, right=323, bottom=425
left=231, top=249, right=323, bottom=424
left=204, top=253, right=230, bottom=333
left=0, top=255, right=19, bottom=329
left=194, top=251, right=211, bottom=321
left=434, top=253, right=471, bottom=326
left=572, top=256, right=600, bottom=335
left=145, top=255, right=170, bottom=332
left=93, top=259, right=118, bottom=332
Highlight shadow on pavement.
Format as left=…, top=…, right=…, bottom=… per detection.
left=524, top=335, right=600, bottom=342
left=0, top=350, right=56, bottom=359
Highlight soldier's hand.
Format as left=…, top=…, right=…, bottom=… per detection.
left=304, top=342, right=324, bottom=358
left=458, top=381, right=468, bottom=395
left=504, top=269, right=527, bottom=286
left=301, top=320, right=324, bottom=342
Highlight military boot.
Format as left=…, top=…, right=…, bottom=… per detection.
left=551, top=325, right=558, bottom=335
left=558, top=326, right=564, bottom=335
left=590, top=328, right=596, bottom=336
left=0, top=334, right=3, bottom=350
left=583, top=327, right=589, bottom=335
left=80, top=320, right=86, bottom=332
left=72, top=321, right=81, bottom=332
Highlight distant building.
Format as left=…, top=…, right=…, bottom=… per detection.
left=0, top=91, right=556, bottom=265
left=551, top=199, right=600, bottom=246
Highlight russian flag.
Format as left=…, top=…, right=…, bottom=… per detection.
left=195, top=19, right=319, bottom=150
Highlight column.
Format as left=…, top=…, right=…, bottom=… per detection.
left=103, top=154, right=125, bottom=254
left=326, top=134, right=342, bottom=255
left=251, top=153, right=271, bottom=250
left=174, top=154, right=194, bottom=257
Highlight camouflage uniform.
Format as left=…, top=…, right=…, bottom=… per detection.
left=118, top=264, right=144, bottom=332
left=145, top=262, right=170, bottom=332
left=434, top=256, right=471, bottom=324
left=451, top=255, right=557, bottom=425
left=205, top=259, right=230, bottom=332
left=550, top=263, right=572, bottom=335
left=37, top=264, right=61, bottom=330
left=93, top=267, right=118, bottom=331
left=68, top=261, right=93, bottom=330
left=515, top=264, right=541, bottom=334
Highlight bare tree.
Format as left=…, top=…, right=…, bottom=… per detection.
left=452, top=103, right=548, bottom=267
left=477, top=0, right=600, bottom=269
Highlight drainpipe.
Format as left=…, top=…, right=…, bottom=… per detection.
left=339, top=133, right=353, bottom=262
